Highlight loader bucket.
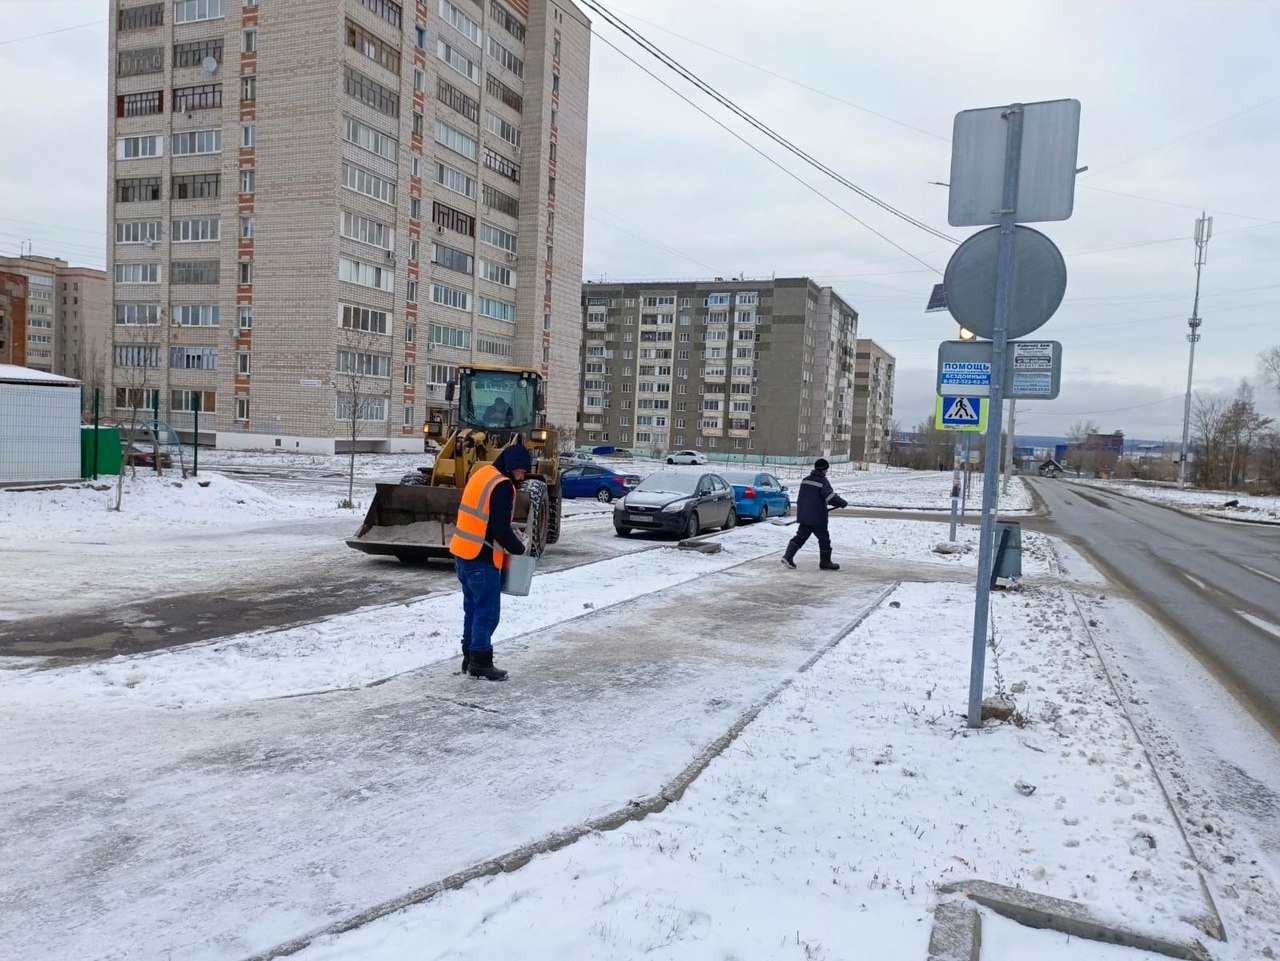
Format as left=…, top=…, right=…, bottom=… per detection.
left=346, top=482, right=532, bottom=563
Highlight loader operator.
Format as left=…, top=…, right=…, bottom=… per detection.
left=448, top=444, right=531, bottom=682
left=482, top=397, right=514, bottom=428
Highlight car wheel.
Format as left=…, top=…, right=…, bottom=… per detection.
left=666, top=457, right=674, bottom=464
left=759, top=504, right=769, bottom=522
left=722, top=507, right=737, bottom=531
left=614, top=526, right=631, bottom=537
left=595, top=488, right=613, bottom=503
left=685, top=512, right=700, bottom=539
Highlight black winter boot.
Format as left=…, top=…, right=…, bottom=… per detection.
left=460, top=641, right=470, bottom=675
left=468, top=649, right=509, bottom=682
left=819, top=550, right=840, bottom=571
left=781, top=539, right=799, bottom=569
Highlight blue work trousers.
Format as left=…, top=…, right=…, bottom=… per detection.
left=455, top=557, right=502, bottom=653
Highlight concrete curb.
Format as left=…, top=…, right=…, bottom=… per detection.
left=937, top=879, right=1211, bottom=960
left=244, top=583, right=900, bottom=960
left=927, top=898, right=982, bottom=961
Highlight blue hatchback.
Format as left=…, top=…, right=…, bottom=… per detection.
left=719, top=470, right=791, bottom=521
left=561, top=465, right=640, bottom=503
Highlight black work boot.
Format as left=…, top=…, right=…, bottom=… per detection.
left=468, top=649, right=509, bottom=682
left=819, top=550, right=840, bottom=571
left=460, top=641, right=470, bottom=675
left=781, top=539, right=799, bottom=569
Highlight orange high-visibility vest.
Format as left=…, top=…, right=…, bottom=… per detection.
left=448, top=464, right=511, bottom=569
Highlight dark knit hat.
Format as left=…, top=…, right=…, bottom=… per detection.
left=494, top=444, right=533, bottom=476
left=815, top=458, right=830, bottom=471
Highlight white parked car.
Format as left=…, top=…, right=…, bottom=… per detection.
left=665, top=449, right=708, bottom=465
left=559, top=451, right=595, bottom=467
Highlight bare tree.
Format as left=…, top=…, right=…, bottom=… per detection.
left=1190, top=391, right=1231, bottom=489
left=335, top=326, right=385, bottom=508
left=111, top=318, right=166, bottom=511
left=1066, top=420, right=1101, bottom=444
left=1258, top=346, right=1280, bottom=404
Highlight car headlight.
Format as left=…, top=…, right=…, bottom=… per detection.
left=613, top=500, right=626, bottom=512
left=661, top=499, right=689, bottom=513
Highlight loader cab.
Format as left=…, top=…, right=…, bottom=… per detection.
left=456, top=367, right=543, bottom=432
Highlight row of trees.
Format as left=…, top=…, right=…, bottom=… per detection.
left=1190, top=352, right=1278, bottom=491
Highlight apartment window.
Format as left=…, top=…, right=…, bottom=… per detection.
left=172, top=173, right=220, bottom=199
left=342, top=162, right=396, bottom=205
left=547, top=176, right=556, bottom=197
left=174, top=0, right=224, bottom=24
left=403, top=363, right=415, bottom=387
left=117, top=90, right=163, bottom=118
left=341, top=210, right=394, bottom=249
left=172, top=217, right=220, bottom=241
left=336, top=394, right=388, bottom=422
left=432, top=242, right=473, bottom=275
left=434, top=120, right=477, bottom=160
left=483, top=110, right=520, bottom=148
left=414, top=68, right=425, bottom=93
left=173, top=84, right=221, bottom=112
left=239, top=169, right=255, bottom=194
left=489, top=1, right=525, bottom=42
left=240, top=123, right=255, bottom=148
left=115, top=220, right=162, bottom=244
left=405, top=323, right=415, bottom=343
left=487, top=36, right=523, bottom=78
left=115, top=303, right=162, bottom=325
left=436, top=162, right=476, bottom=199
left=238, top=260, right=253, bottom=284
left=437, top=39, right=481, bottom=85
left=476, top=334, right=513, bottom=357
left=343, top=66, right=399, bottom=117
left=235, top=396, right=250, bottom=420
left=340, top=303, right=390, bottom=335
left=436, top=77, right=479, bottom=122
left=339, top=257, right=394, bottom=291
left=479, top=259, right=514, bottom=287
left=432, top=201, right=475, bottom=236
left=174, top=304, right=220, bottom=326
left=357, top=0, right=401, bottom=29
left=238, top=305, right=253, bottom=328
left=429, top=323, right=471, bottom=349
left=171, top=260, right=220, bottom=284
left=429, top=362, right=458, bottom=385
left=406, top=279, right=418, bottom=301
left=114, top=263, right=161, bottom=284
left=173, top=389, right=216, bottom=413
left=173, top=39, right=222, bottom=68
left=485, top=73, right=523, bottom=113
left=241, top=29, right=256, bottom=53
left=412, top=112, right=424, bottom=138
left=342, top=115, right=397, bottom=161
left=345, top=20, right=401, bottom=73
left=477, top=296, right=515, bottom=322
left=116, top=135, right=163, bottom=160
left=409, top=197, right=422, bottom=220
left=118, top=3, right=164, bottom=31
left=169, top=347, right=219, bottom=370
left=240, top=76, right=256, bottom=101
left=552, top=73, right=560, bottom=94
left=172, top=129, right=221, bottom=155
left=118, top=46, right=164, bottom=77
left=411, top=157, right=421, bottom=179
left=439, top=0, right=482, bottom=45
left=403, top=405, right=415, bottom=427
left=479, top=221, right=516, bottom=253
left=114, top=346, right=160, bottom=368
left=408, top=239, right=419, bottom=262
left=430, top=282, right=470, bottom=311
left=483, top=149, right=520, bottom=187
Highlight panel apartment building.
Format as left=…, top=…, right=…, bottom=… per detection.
left=0, top=255, right=109, bottom=382
left=851, top=338, right=895, bottom=463
left=107, top=0, right=589, bottom=453
left=577, top=278, right=860, bottom=460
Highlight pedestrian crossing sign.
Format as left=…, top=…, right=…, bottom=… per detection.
left=935, top=394, right=987, bottom=432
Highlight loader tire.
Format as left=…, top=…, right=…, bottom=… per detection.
left=546, top=480, right=563, bottom=545
left=521, top=479, right=550, bottom=558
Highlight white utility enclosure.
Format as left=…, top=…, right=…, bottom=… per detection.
left=0, top=365, right=82, bottom=484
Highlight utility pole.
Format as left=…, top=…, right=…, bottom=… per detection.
left=1177, top=213, right=1212, bottom=490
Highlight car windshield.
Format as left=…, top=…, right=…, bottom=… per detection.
left=634, top=471, right=700, bottom=495
left=719, top=470, right=759, bottom=485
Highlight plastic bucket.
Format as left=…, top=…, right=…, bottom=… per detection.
left=500, top=553, right=537, bottom=596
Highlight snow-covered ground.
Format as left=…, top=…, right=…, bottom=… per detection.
left=1069, top=478, right=1280, bottom=524
left=3, top=460, right=1278, bottom=960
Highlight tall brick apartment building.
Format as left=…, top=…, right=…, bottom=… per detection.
left=851, top=338, right=894, bottom=463
left=578, top=278, right=861, bottom=461
left=107, top=0, right=590, bottom=452
left=0, top=273, right=29, bottom=368
left=0, top=255, right=109, bottom=383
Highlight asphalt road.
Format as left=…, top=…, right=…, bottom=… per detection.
left=1029, top=478, right=1280, bottom=733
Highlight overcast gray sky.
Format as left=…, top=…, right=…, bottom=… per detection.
left=2, top=0, right=1277, bottom=440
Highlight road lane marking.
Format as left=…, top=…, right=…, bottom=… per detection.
left=1235, top=611, right=1280, bottom=640
left=1242, top=564, right=1280, bottom=587
left=1181, top=572, right=1210, bottom=592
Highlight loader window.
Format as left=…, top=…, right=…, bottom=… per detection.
left=460, top=371, right=537, bottom=430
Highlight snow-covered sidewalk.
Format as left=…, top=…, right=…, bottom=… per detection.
left=1066, top=478, right=1280, bottom=524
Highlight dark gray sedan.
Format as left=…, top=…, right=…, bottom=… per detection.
left=613, top=469, right=737, bottom=538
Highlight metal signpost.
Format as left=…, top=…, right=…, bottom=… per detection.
left=945, top=98, right=1079, bottom=729
left=935, top=395, right=988, bottom=541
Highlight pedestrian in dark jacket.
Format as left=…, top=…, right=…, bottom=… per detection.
left=448, top=444, right=531, bottom=681
left=782, top=458, right=848, bottom=570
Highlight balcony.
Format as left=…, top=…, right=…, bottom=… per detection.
left=586, top=319, right=607, bottom=331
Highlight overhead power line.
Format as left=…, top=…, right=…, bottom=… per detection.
left=579, top=0, right=958, bottom=249
left=0, top=19, right=105, bottom=47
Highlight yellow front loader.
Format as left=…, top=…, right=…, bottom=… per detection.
left=346, top=365, right=562, bottom=562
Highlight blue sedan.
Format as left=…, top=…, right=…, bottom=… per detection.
left=719, top=470, right=791, bottom=521
left=561, top=465, right=640, bottom=503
